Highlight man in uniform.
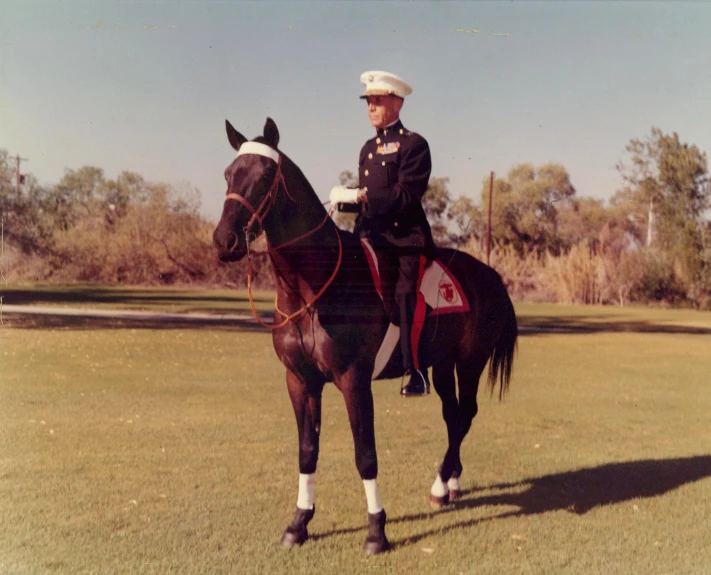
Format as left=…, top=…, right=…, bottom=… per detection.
left=352, top=70, right=436, bottom=397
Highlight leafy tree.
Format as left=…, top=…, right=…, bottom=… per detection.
left=614, top=128, right=710, bottom=302
left=556, top=197, right=608, bottom=252
left=615, top=128, right=709, bottom=246
left=102, top=171, right=150, bottom=221
left=697, top=221, right=711, bottom=309
left=447, top=194, right=485, bottom=248
left=0, top=149, right=56, bottom=255
left=478, top=163, right=576, bottom=257
left=422, top=177, right=454, bottom=246
left=0, top=149, right=265, bottom=286
left=52, top=166, right=104, bottom=218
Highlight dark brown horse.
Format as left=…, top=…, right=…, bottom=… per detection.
left=213, top=118, right=518, bottom=555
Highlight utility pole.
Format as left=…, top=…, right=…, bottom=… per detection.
left=14, top=154, right=29, bottom=194
left=2, top=153, right=28, bottom=325
left=487, top=171, right=494, bottom=267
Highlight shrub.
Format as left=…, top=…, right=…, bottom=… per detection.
left=630, top=249, right=687, bottom=305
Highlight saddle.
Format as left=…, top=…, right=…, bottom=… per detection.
left=360, top=239, right=470, bottom=379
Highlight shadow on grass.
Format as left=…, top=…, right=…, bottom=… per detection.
left=0, top=313, right=268, bottom=333
left=312, top=455, right=711, bottom=548
left=5, top=285, right=711, bottom=336
left=519, top=315, right=711, bottom=336
left=4, top=288, right=710, bottom=336
left=0, top=287, right=273, bottom=307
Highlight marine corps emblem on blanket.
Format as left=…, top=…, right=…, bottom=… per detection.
left=438, top=280, right=457, bottom=304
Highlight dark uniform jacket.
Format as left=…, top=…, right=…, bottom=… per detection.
left=354, top=119, right=435, bottom=252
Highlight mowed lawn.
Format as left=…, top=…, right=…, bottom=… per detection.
left=1, top=298, right=710, bottom=575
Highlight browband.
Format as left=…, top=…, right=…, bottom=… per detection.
left=236, top=141, right=280, bottom=163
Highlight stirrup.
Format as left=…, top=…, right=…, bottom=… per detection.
left=400, top=369, right=430, bottom=397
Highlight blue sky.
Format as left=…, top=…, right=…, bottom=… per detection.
left=2, top=1, right=710, bottom=221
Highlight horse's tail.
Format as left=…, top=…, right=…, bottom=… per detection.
left=486, top=295, right=518, bottom=401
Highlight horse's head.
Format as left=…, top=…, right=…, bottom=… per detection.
left=213, top=117, right=282, bottom=262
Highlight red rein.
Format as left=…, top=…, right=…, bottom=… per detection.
left=225, top=155, right=343, bottom=330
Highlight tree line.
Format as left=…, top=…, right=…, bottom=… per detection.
left=2, top=127, right=709, bottom=308
left=0, top=155, right=274, bottom=287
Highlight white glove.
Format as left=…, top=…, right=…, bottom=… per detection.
left=330, top=185, right=360, bottom=204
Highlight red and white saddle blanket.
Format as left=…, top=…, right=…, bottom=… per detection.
left=361, top=239, right=470, bottom=379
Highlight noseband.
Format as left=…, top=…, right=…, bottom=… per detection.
left=223, top=141, right=343, bottom=329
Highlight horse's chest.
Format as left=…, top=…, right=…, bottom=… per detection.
left=273, top=315, right=333, bottom=376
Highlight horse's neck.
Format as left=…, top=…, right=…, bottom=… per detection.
left=263, top=157, right=340, bottom=303
left=263, top=157, right=332, bottom=248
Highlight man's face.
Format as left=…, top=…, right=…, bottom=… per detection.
left=366, top=95, right=403, bottom=129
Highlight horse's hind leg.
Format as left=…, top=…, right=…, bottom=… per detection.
left=453, top=354, right=489, bottom=490
left=281, top=368, right=324, bottom=548
left=429, top=354, right=488, bottom=508
left=429, top=360, right=459, bottom=508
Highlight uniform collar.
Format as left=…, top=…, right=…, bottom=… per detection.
left=376, top=118, right=403, bottom=136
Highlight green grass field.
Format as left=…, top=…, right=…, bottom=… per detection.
left=1, top=288, right=710, bottom=574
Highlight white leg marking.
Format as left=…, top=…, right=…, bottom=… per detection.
left=430, top=473, right=449, bottom=497
left=363, top=479, right=383, bottom=514
left=447, top=475, right=461, bottom=492
left=297, top=473, right=315, bottom=510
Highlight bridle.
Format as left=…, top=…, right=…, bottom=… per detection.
left=224, top=141, right=343, bottom=330
left=225, top=142, right=285, bottom=243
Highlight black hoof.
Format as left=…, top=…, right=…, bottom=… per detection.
left=364, top=536, right=391, bottom=556
left=363, top=509, right=391, bottom=555
left=429, top=492, right=450, bottom=509
left=281, top=505, right=315, bottom=548
left=281, top=528, right=307, bottom=548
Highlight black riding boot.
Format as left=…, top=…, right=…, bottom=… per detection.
left=399, top=294, right=430, bottom=397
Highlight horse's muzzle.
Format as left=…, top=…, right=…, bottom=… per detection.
left=214, top=230, right=245, bottom=262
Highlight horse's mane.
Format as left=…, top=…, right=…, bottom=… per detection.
left=252, top=136, right=338, bottom=232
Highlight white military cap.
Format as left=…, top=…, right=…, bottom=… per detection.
left=359, top=70, right=412, bottom=99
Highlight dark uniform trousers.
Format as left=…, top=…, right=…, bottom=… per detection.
left=353, top=119, right=436, bottom=372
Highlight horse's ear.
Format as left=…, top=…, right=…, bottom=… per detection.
left=263, top=117, right=279, bottom=148
left=226, top=120, right=247, bottom=151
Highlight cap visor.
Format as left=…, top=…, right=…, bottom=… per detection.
left=359, top=90, right=402, bottom=99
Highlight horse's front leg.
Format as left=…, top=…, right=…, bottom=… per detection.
left=337, top=366, right=391, bottom=555
left=281, top=368, right=324, bottom=548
